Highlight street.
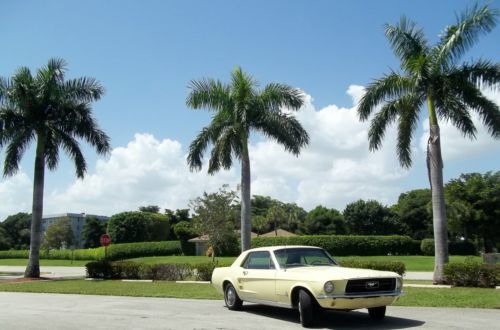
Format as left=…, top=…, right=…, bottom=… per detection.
left=0, top=292, right=498, bottom=329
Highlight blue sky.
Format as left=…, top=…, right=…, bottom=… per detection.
left=0, top=0, right=499, bottom=219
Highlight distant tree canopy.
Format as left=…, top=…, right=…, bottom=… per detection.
left=139, top=205, right=161, bottom=213
left=392, top=189, right=433, bottom=240
left=302, top=205, right=346, bottom=235
left=249, top=195, right=307, bottom=234
left=82, top=216, right=107, bottom=248
left=1, top=212, right=31, bottom=249
left=0, top=226, right=11, bottom=250
left=445, top=171, right=500, bottom=252
left=107, top=211, right=170, bottom=244
left=42, top=218, right=74, bottom=250
left=343, top=200, right=400, bottom=235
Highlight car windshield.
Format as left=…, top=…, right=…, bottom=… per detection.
left=273, top=248, right=338, bottom=268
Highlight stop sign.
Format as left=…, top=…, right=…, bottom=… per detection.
left=100, top=234, right=111, bottom=247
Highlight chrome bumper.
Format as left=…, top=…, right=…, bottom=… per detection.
left=317, top=290, right=403, bottom=299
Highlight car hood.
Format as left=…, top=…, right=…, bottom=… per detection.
left=282, top=266, right=400, bottom=280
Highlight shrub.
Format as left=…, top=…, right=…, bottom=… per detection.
left=340, top=260, right=406, bottom=276
left=420, top=239, right=477, bottom=256
left=0, top=250, right=29, bottom=259
left=150, top=263, right=192, bottom=281
left=193, top=263, right=217, bottom=281
left=112, top=261, right=143, bottom=279
left=251, top=235, right=418, bottom=256
left=444, top=258, right=499, bottom=288
left=420, top=239, right=434, bottom=256
left=86, top=260, right=113, bottom=279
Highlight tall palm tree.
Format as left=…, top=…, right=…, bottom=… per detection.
left=0, top=58, right=110, bottom=278
left=186, top=67, right=309, bottom=251
left=357, top=4, right=500, bottom=283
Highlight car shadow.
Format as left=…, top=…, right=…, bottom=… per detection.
left=241, top=304, right=425, bottom=329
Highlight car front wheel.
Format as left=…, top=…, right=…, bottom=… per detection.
left=298, top=289, right=315, bottom=327
left=224, top=283, right=242, bottom=310
left=368, top=306, right=386, bottom=320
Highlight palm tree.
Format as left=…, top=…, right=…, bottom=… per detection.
left=186, top=67, right=309, bottom=251
left=357, top=4, right=500, bottom=283
left=0, top=58, right=110, bottom=277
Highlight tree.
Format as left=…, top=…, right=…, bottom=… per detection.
left=446, top=171, right=500, bottom=252
left=0, top=59, right=110, bottom=277
left=357, top=4, right=500, bottom=282
left=186, top=67, right=309, bottom=251
left=41, top=218, right=74, bottom=250
left=266, top=204, right=287, bottom=236
left=392, top=189, right=433, bottom=240
left=190, top=185, right=240, bottom=259
left=343, top=200, right=400, bottom=235
left=139, top=205, right=160, bottom=213
left=302, top=206, right=346, bottom=235
left=1, top=212, right=31, bottom=249
left=82, top=216, right=107, bottom=248
left=0, top=226, right=11, bottom=250
left=107, top=211, right=170, bottom=244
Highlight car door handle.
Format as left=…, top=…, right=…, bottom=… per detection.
left=243, top=271, right=248, bottom=275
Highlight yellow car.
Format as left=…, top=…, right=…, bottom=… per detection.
left=211, top=245, right=403, bottom=327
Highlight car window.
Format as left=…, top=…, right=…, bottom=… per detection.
left=242, top=251, right=275, bottom=270
left=274, top=248, right=337, bottom=268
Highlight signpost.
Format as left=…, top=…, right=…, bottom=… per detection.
left=100, top=234, right=111, bottom=259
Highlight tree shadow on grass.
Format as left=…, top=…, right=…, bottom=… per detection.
left=242, top=304, right=425, bottom=329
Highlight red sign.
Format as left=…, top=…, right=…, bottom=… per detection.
left=100, top=234, right=111, bottom=247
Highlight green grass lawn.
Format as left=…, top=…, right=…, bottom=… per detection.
left=0, top=255, right=482, bottom=271
left=0, top=259, right=91, bottom=267
left=0, top=279, right=497, bottom=308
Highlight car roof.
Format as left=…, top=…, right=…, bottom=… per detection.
left=245, top=245, right=323, bottom=253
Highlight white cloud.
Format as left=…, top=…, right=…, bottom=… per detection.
left=0, top=171, right=32, bottom=218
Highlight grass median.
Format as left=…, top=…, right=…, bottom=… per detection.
left=0, top=279, right=498, bottom=308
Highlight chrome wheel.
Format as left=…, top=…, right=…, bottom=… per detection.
left=224, top=283, right=242, bottom=310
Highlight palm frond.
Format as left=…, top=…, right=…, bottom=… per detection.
left=451, top=59, right=500, bottom=88
left=44, top=129, right=60, bottom=171
left=254, top=111, right=309, bottom=155
left=358, top=73, right=414, bottom=120
left=396, top=94, right=422, bottom=168
left=437, top=3, right=498, bottom=67
left=62, top=77, right=104, bottom=103
left=207, top=127, right=238, bottom=174
left=385, top=16, right=428, bottom=70
left=54, top=128, right=87, bottom=177
left=187, top=78, right=232, bottom=112
left=3, top=129, right=35, bottom=176
left=259, top=83, right=304, bottom=112
left=367, top=99, right=401, bottom=151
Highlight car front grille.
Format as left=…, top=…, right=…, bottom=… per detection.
left=345, top=278, right=396, bottom=294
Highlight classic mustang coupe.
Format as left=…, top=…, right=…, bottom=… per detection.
left=212, top=246, right=403, bottom=327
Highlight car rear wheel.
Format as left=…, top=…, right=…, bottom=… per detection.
left=298, top=289, right=315, bottom=327
left=368, top=306, right=386, bottom=320
left=224, top=283, right=242, bottom=310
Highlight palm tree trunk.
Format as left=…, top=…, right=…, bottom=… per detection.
left=427, top=96, right=449, bottom=284
left=24, top=132, right=46, bottom=278
left=240, top=142, right=252, bottom=251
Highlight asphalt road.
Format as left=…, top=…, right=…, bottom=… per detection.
left=0, top=292, right=498, bottom=330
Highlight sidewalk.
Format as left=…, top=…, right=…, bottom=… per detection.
left=0, top=266, right=86, bottom=280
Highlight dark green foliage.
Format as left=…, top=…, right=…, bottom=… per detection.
left=420, top=239, right=435, bottom=256
left=250, top=195, right=307, bottom=234
left=139, top=205, right=160, bottom=213
left=392, top=189, right=433, bottom=239
left=0, top=226, right=11, bottom=250
left=421, top=239, right=477, bottom=256
left=173, top=221, right=197, bottom=255
left=1, top=213, right=31, bottom=249
left=251, top=235, right=418, bottom=256
left=444, top=258, right=499, bottom=287
left=302, top=206, right=346, bottom=235
left=86, top=260, right=114, bottom=279
left=82, top=216, right=107, bottom=248
left=343, top=200, right=401, bottom=235
left=107, top=211, right=170, bottom=244
left=193, top=263, right=217, bottom=281
left=150, top=263, right=192, bottom=281
left=446, top=171, right=500, bottom=253
left=340, top=259, right=406, bottom=276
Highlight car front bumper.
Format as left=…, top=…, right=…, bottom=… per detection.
left=316, top=291, right=402, bottom=310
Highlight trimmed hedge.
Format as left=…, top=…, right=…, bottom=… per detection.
left=340, top=259, right=406, bottom=276
left=444, top=258, right=499, bottom=288
left=251, top=235, right=419, bottom=256
left=0, top=241, right=181, bottom=261
left=85, top=260, right=217, bottom=281
left=420, top=239, right=477, bottom=256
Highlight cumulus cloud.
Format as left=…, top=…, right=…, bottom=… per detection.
left=0, top=171, right=32, bottom=218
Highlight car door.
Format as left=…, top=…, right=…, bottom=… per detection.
left=237, top=251, right=277, bottom=302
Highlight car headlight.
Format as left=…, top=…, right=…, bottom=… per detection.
left=396, top=278, right=403, bottom=290
left=324, top=281, right=334, bottom=293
